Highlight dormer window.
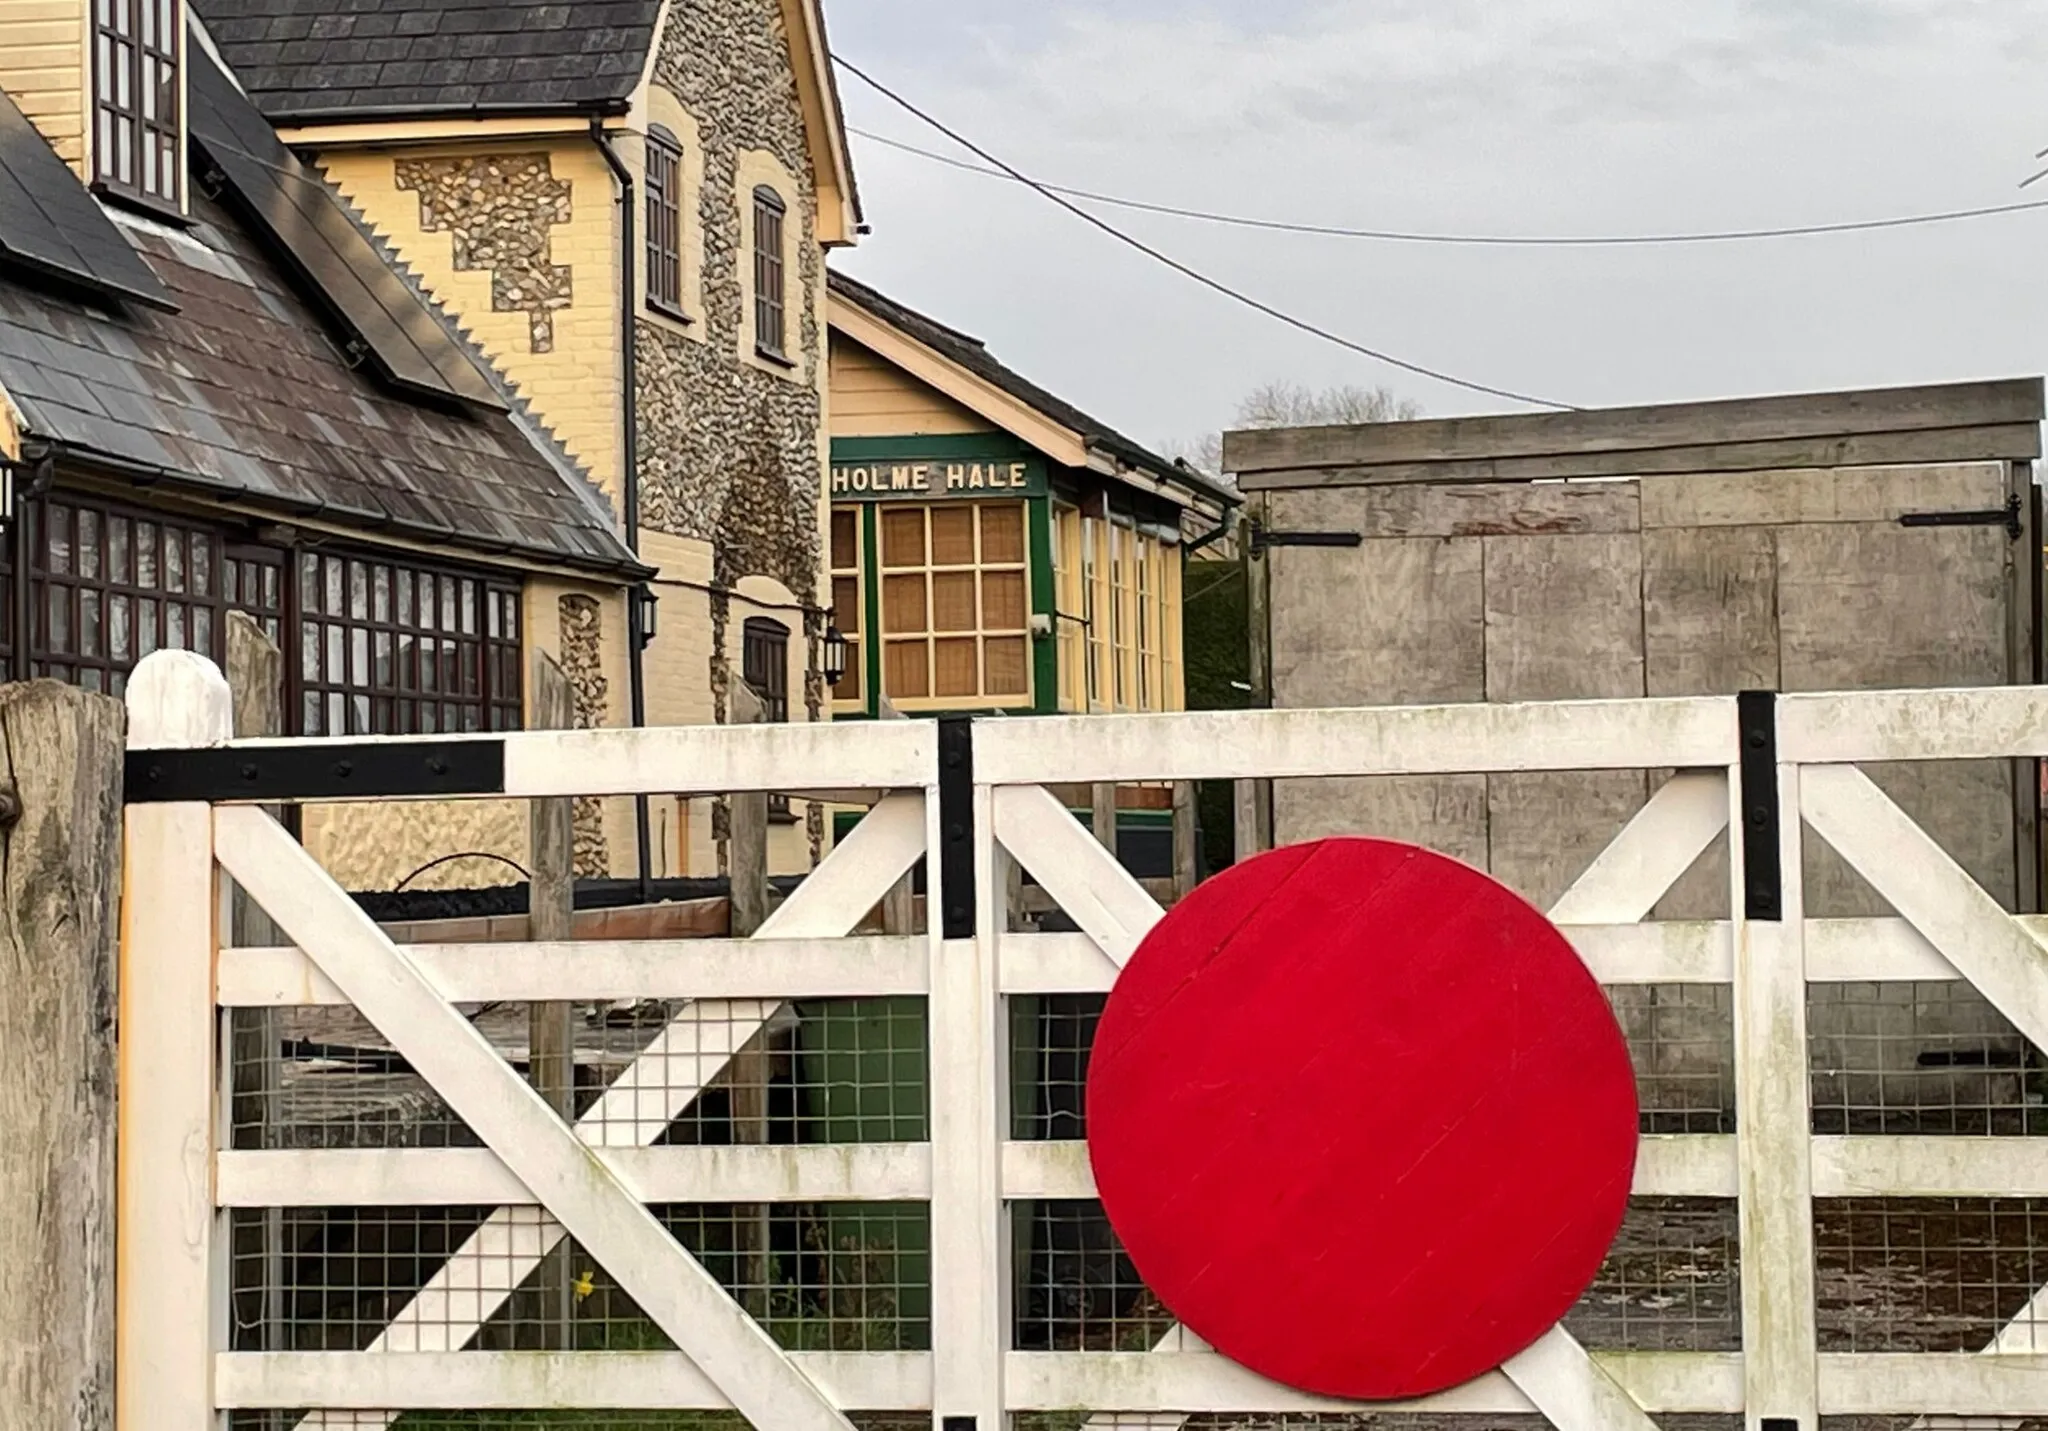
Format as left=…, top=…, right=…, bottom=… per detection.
left=752, top=184, right=787, bottom=361
left=94, top=0, right=181, bottom=210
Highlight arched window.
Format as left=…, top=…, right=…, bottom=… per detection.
left=644, top=125, right=684, bottom=318
left=741, top=615, right=790, bottom=723
left=742, top=615, right=791, bottom=815
left=751, top=185, right=788, bottom=361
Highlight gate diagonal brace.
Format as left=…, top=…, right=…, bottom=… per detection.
left=220, top=796, right=927, bottom=1431
left=216, top=807, right=857, bottom=1431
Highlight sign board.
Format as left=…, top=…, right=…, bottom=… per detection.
left=829, top=458, right=1046, bottom=502
left=1086, top=836, right=1639, bottom=1401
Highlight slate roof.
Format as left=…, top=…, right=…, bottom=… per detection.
left=829, top=272, right=1239, bottom=511
left=193, top=0, right=660, bottom=121
left=0, top=61, right=644, bottom=579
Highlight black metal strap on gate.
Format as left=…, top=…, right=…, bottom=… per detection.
left=1736, top=690, right=1782, bottom=922
left=124, top=739, right=507, bottom=804
left=936, top=715, right=976, bottom=939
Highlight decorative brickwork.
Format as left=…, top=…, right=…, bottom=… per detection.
left=640, top=0, right=825, bottom=670
left=396, top=154, right=575, bottom=353
left=558, top=594, right=611, bottom=877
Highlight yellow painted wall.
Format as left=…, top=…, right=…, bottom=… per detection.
left=828, top=332, right=992, bottom=438
left=300, top=577, right=637, bottom=892
left=314, top=140, right=626, bottom=509
left=0, top=381, right=21, bottom=461
left=0, top=0, right=87, bottom=172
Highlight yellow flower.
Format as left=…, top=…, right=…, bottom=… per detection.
left=572, top=1270, right=596, bottom=1301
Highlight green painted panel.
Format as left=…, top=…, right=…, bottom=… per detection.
left=1029, top=495, right=1057, bottom=714
left=831, top=433, right=1035, bottom=463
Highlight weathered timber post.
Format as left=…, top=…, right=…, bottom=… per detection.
left=528, top=651, right=578, bottom=1347
left=1172, top=780, right=1199, bottom=902
left=1234, top=491, right=1274, bottom=860
left=0, top=681, right=124, bottom=1431
left=725, top=680, right=774, bottom=1305
left=1090, top=781, right=1117, bottom=854
left=224, top=612, right=287, bottom=1362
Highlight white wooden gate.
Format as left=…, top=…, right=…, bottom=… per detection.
left=117, top=648, right=2048, bottom=1430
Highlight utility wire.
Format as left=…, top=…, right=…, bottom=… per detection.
left=830, top=56, right=1574, bottom=411
left=851, top=124, right=2048, bottom=247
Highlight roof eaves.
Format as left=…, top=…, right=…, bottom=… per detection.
left=49, top=438, right=655, bottom=580
left=831, top=271, right=1235, bottom=506
left=260, top=96, right=631, bottom=126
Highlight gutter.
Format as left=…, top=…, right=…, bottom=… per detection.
left=45, top=442, right=654, bottom=580
left=266, top=98, right=631, bottom=125
left=1184, top=507, right=1236, bottom=555
left=589, top=117, right=655, bottom=904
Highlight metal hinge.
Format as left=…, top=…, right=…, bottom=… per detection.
left=1898, top=494, right=2023, bottom=539
left=1245, top=520, right=1363, bottom=558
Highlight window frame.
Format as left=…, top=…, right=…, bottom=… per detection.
left=875, top=500, right=1033, bottom=711
left=1052, top=502, right=1085, bottom=713
left=295, top=548, right=524, bottom=737
left=644, top=125, right=686, bottom=321
left=741, top=615, right=792, bottom=817
left=92, top=0, right=182, bottom=215
left=751, top=184, right=789, bottom=364
left=828, top=505, right=865, bottom=711
left=10, top=490, right=523, bottom=734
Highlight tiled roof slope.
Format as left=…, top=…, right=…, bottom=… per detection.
left=192, top=0, right=661, bottom=120
left=0, top=186, right=643, bottom=576
left=830, top=271, right=1239, bottom=510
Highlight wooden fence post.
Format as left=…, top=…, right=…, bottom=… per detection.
left=725, top=680, right=773, bottom=1306
left=0, top=680, right=125, bottom=1431
left=1236, top=492, right=1274, bottom=859
left=528, top=651, right=578, bottom=1348
left=223, top=612, right=287, bottom=1363
left=120, top=650, right=234, bottom=1431
left=1172, top=780, right=1199, bottom=902
left=1090, top=781, right=1117, bottom=855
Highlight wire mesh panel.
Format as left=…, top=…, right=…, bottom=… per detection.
left=230, top=999, right=932, bottom=1153
left=1012, top=1200, right=1173, bottom=1352
left=1564, top=1199, right=1741, bottom=1352
left=1815, top=1199, right=2048, bottom=1353
left=1607, top=986, right=1736, bottom=1134
left=230, top=1200, right=933, bottom=1353
left=1809, top=984, right=2048, bottom=1135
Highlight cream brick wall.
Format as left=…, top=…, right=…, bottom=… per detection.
left=314, top=140, right=626, bottom=509
left=1, top=0, right=88, bottom=173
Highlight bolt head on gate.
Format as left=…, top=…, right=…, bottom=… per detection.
left=1085, top=837, right=1639, bottom=1401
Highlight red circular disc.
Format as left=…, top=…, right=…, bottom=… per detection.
left=1085, top=838, right=1638, bottom=1402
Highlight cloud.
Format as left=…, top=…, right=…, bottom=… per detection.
left=827, top=0, right=2048, bottom=440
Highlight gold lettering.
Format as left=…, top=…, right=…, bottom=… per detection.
left=914, top=463, right=932, bottom=491
left=1010, top=463, right=1028, bottom=488
left=967, top=464, right=987, bottom=490
left=830, top=467, right=851, bottom=495
left=945, top=464, right=966, bottom=492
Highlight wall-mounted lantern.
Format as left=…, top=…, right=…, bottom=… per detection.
left=821, top=624, right=849, bottom=687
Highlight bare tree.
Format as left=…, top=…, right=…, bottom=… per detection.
left=1166, top=382, right=1421, bottom=480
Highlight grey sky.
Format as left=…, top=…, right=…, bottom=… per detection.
left=824, top=0, right=2048, bottom=453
